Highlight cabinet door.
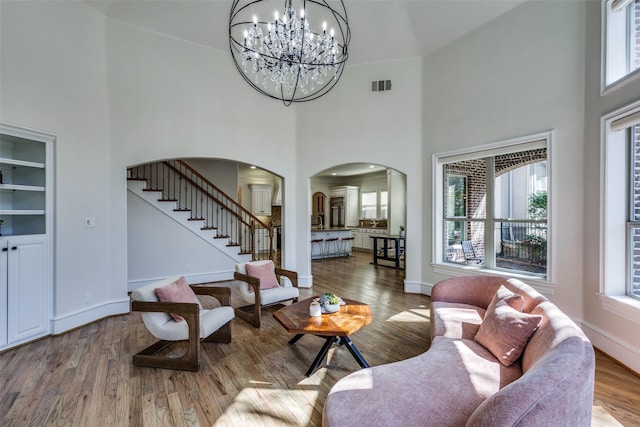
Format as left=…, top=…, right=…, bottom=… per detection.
left=7, top=236, right=48, bottom=344
left=0, top=241, right=7, bottom=347
left=252, top=187, right=272, bottom=216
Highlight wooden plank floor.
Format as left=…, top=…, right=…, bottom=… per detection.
left=1, top=251, right=639, bottom=426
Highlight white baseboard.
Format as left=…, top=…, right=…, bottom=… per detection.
left=404, top=280, right=435, bottom=296
left=127, top=271, right=235, bottom=292
left=50, top=298, right=130, bottom=335
left=297, top=274, right=313, bottom=288
left=581, top=320, right=640, bottom=375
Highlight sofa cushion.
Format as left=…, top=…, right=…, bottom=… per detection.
left=474, top=292, right=543, bottom=367
left=154, top=276, right=202, bottom=322
left=324, top=336, right=522, bottom=427
left=430, top=301, right=485, bottom=339
left=245, top=261, right=280, bottom=292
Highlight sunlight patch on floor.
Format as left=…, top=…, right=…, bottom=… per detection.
left=592, top=406, right=624, bottom=426
left=214, top=387, right=318, bottom=426
left=386, top=307, right=430, bottom=322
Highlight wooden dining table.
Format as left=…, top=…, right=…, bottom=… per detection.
left=273, top=297, right=372, bottom=376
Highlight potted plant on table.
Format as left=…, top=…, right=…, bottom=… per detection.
left=318, top=292, right=341, bottom=313
left=399, top=226, right=405, bottom=238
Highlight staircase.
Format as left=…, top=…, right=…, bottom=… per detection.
left=127, top=160, right=273, bottom=264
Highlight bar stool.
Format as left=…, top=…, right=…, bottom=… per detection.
left=311, top=238, right=324, bottom=259
left=340, top=237, right=355, bottom=256
left=324, top=237, right=340, bottom=258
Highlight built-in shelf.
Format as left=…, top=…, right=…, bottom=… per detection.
left=0, top=210, right=46, bottom=215
left=0, top=158, right=45, bottom=169
left=0, top=184, right=45, bottom=192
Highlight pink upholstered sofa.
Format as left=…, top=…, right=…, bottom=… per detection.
left=323, top=276, right=595, bottom=426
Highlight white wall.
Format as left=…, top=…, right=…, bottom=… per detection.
left=296, top=58, right=423, bottom=289
left=0, top=1, right=128, bottom=332
left=422, top=0, right=586, bottom=319
left=582, top=2, right=640, bottom=373
left=127, top=191, right=236, bottom=285
left=104, top=19, right=299, bottom=279
left=183, top=158, right=239, bottom=201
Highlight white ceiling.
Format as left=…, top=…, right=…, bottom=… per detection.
left=84, top=0, right=525, bottom=178
left=85, top=0, right=525, bottom=65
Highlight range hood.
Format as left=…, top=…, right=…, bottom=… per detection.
left=272, top=178, right=282, bottom=206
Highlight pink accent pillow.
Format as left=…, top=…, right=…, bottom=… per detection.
left=245, top=262, right=280, bottom=293
left=474, top=287, right=543, bottom=367
left=493, top=284, right=525, bottom=312
left=154, top=277, right=201, bottom=322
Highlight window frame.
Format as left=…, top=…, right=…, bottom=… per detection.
left=602, top=0, right=640, bottom=93
left=360, top=191, right=378, bottom=219
left=600, top=100, right=640, bottom=324
left=432, top=131, right=553, bottom=283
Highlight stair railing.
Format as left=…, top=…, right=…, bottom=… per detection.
left=128, top=160, right=273, bottom=261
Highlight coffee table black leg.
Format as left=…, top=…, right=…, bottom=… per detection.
left=342, top=336, right=370, bottom=369
left=306, top=336, right=338, bottom=376
left=288, top=334, right=304, bottom=345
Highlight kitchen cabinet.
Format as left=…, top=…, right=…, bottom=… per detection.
left=353, top=228, right=387, bottom=250
left=0, top=123, right=53, bottom=351
left=329, top=186, right=359, bottom=227
left=254, top=227, right=271, bottom=253
left=250, top=184, right=272, bottom=216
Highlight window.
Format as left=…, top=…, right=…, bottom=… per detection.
left=604, top=0, right=640, bottom=88
left=601, top=101, right=640, bottom=320
left=603, top=102, right=640, bottom=302
left=434, top=134, right=550, bottom=278
left=380, top=191, right=388, bottom=219
left=361, top=192, right=377, bottom=219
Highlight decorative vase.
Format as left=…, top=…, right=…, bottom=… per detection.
left=322, top=303, right=340, bottom=314
left=309, top=301, right=321, bottom=317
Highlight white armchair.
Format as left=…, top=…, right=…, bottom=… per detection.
left=130, top=276, right=234, bottom=371
left=234, top=260, right=299, bottom=328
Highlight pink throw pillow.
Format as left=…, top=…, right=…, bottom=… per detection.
left=474, top=289, right=543, bottom=367
left=245, top=262, right=280, bottom=293
left=154, top=277, right=201, bottom=322
left=492, top=284, right=525, bottom=312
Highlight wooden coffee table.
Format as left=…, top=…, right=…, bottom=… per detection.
left=273, top=296, right=372, bottom=376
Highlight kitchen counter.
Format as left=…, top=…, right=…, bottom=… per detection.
left=310, top=228, right=353, bottom=259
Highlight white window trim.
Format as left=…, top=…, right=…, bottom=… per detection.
left=432, top=131, right=554, bottom=285
left=600, top=100, right=640, bottom=324
left=602, top=0, right=640, bottom=94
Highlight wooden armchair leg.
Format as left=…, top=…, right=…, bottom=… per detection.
left=131, top=305, right=200, bottom=371
left=234, top=304, right=261, bottom=328
left=133, top=339, right=199, bottom=372
left=203, top=320, right=232, bottom=343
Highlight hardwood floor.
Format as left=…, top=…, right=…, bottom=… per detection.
left=1, top=251, right=639, bottom=426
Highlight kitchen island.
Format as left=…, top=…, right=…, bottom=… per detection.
left=310, top=228, right=354, bottom=259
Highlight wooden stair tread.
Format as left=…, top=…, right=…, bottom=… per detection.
left=143, top=189, right=163, bottom=192
left=201, top=227, right=217, bottom=230
left=173, top=209, right=191, bottom=212
left=187, top=217, right=205, bottom=221
left=158, top=198, right=177, bottom=202
left=227, top=243, right=240, bottom=247
left=214, top=235, right=229, bottom=239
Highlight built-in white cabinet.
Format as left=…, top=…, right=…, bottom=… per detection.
left=0, top=124, right=53, bottom=351
left=250, top=184, right=272, bottom=216
left=0, top=235, right=49, bottom=347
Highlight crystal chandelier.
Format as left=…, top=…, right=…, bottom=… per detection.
left=229, top=0, right=350, bottom=106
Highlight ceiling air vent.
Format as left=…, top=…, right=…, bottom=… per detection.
left=371, top=80, right=392, bottom=92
